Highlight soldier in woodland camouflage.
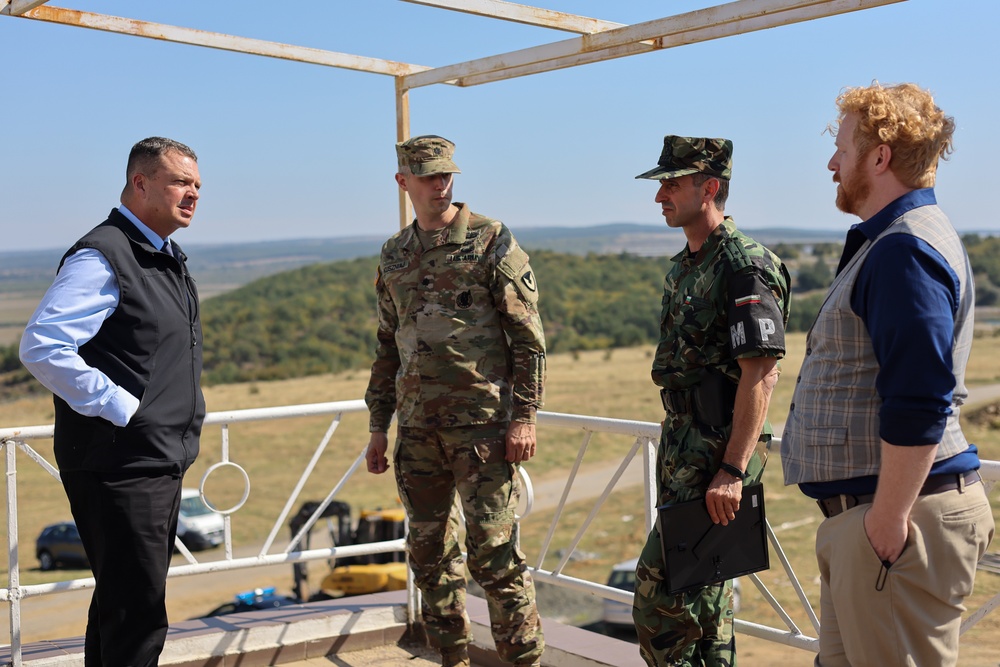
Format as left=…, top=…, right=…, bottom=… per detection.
left=632, top=136, right=790, bottom=666
left=364, top=135, right=545, bottom=667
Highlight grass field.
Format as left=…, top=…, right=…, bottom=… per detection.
left=1, top=332, right=999, bottom=662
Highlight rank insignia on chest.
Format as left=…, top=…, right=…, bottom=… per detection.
left=456, top=290, right=474, bottom=309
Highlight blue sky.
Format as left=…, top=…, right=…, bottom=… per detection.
left=2, top=0, right=997, bottom=251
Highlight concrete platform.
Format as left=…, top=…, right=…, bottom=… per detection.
left=1, top=591, right=643, bottom=667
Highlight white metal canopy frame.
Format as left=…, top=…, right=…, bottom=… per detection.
left=1, top=0, right=904, bottom=228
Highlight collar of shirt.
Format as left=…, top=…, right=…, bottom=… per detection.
left=408, top=202, right=471, bottom=249
left=836, top=188, right=937, bottom=273
left=117, top=204, right=168, bottom=251
left=669, top=215, right=736, bottom=263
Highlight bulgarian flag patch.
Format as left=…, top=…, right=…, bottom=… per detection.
left=735, top=294, right=761, bottom=307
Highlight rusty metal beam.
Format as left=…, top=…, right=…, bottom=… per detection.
left=14, top=5, right=435, bottom=78
left=400, top=0, right=626, bottom=34
left=403, top=0, right=906, bottom=89
left=1, top=0, right=49, bottom=16
left=452, top=0, right=905, bottom=87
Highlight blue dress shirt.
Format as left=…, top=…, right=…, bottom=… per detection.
left=19, top=206, right=170, bottom=427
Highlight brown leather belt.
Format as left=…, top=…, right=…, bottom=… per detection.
left=816, top=470, right=981, bottom=519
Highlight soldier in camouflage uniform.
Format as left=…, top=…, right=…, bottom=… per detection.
left=631, top=136, right=791, bottom=666
left=364, top=135, right=546, bottom=667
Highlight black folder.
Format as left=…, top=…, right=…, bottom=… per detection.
left=657, top=483, right=769, bottom=594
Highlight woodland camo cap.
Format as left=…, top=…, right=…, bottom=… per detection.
left=635, top=135, right=733, bottom=181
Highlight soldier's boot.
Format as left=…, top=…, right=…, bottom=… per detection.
left=440, top=646, right=471, bottom=667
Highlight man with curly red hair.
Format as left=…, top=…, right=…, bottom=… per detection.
left=781, top=82, right=995, bottom=666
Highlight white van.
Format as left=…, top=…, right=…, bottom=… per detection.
left=177, top=488, right=225, bottom=551
left=601, top=558, right=742, bottom=629
left=602, top=558, right=639, bottom=628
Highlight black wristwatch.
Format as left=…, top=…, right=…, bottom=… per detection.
left=719, top=462, right=749, bottom=480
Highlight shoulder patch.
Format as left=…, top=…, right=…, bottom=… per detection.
left=497, top=244, right=529, bottom=279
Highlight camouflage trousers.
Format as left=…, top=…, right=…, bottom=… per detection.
left=633, top=415, right=767, bottom=667
left=393, top=423, right=544, bottom=666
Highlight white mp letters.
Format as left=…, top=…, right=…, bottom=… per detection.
left=730, top=322, right=746, bottom=348
left=758, top=318, right=775, bottom=341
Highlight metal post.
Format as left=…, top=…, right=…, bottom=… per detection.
left=395, top=76, right=412, bottom=230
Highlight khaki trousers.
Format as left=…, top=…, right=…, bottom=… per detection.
left=815, top=481, right=994, bottom=667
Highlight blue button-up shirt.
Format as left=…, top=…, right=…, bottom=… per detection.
left=19, top=206, right=170, bottom=427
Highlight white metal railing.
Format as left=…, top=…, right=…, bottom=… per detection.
left=1, top=403, right=998, bottom=665
left=0, top=400, right=410, bottom=667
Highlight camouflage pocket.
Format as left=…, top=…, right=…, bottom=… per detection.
left=473, top=438, right=506, bottom=464
left=468, top=509, right=516, bottom=550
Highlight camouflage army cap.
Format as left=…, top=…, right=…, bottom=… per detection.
left=396, top=135, right=461, bottom=176
left=635, top=135, right=733, bottom=181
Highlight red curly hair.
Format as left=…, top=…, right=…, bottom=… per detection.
left=834, top=82, right=954, bottom=189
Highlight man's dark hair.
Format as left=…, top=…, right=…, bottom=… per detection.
left=126, top=137, right=197, bottom=181
left=691, top=173, right=729, bottom=211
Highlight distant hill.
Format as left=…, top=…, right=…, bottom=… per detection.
left=0, top=223, right=847, bottom=296
left=0, top=237, right=387, bottom=298
left=5, top=229, right=1000, bottom=391
left=515, top=223, right=848, bottom=257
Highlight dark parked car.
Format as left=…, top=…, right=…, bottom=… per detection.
left=35, top=521, right=89, bottom=571
left=200, top=587, right=299, bottom=618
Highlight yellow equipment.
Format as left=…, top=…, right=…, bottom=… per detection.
left=290, top=501, right=407, bottom=602
left=321, top=562, right=408, bottom=596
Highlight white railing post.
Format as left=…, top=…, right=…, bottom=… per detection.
left=5, top=438, right=23, bottom=667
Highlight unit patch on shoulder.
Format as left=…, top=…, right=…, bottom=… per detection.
left=521, top=271, right=537, bottom=292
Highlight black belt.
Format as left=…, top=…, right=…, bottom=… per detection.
left=817, top=470, right=981, bottom=519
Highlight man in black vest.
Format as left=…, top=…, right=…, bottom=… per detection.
left=20, top=137, right=205, bottom=667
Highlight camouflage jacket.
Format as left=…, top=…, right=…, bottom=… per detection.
left=365, top=203, right=546, bottom=431
left=652, top=217, right=790, bottom=392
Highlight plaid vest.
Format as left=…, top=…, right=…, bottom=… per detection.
left=781, top=204, right=973, bottom=484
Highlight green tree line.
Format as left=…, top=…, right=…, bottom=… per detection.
left=6, top=236, right=1000, bottom=391
left=199, top=248, right=808, bottom=385
left=964, top=234, right=1000, bottom=306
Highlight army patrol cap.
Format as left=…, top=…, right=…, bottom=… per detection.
left=635, top=135, right=733, bottom=181
left=396, top=135, right=462, bottom=176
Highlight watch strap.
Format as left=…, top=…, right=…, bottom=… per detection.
left=719, top=462, right=749, bottom=480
